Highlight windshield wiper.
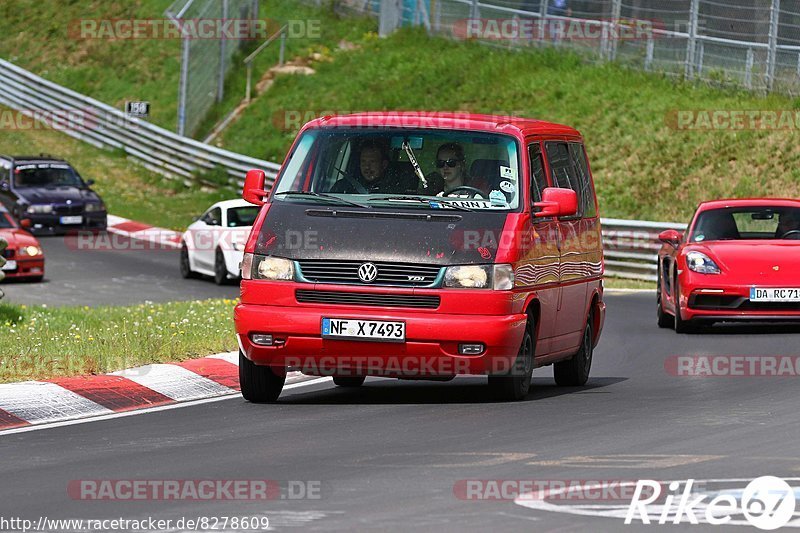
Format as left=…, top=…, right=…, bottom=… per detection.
left=375, top=195, right=474, bottom=212
left=273, top=191, right=369, bottom=209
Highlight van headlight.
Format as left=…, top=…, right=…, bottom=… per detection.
left=444, top=264, right=514, bottom=290
left=241, top=253, right=294, bottom=281
left=686, top=251, right=721, bottom=274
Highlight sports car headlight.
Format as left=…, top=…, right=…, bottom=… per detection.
left=444, top=264, right=514, bottom=290
left=19, top=245, right=43, bottom=257
left=241, top=253, right=293, bottom=281
left=686, top=251, right=721, bottom=274
left=26, top=204, right=53, bottom=214
left=85, top=202, right=105, bottom=213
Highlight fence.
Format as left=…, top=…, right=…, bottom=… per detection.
left=601, top=217, right=686, bottom=281
left=0, top=59, right=280, bottom=187
left=166, top=0, right=260, bottom=137
left=345, top=0, right=800, bottom=95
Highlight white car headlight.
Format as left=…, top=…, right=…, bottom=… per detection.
left=241, top=254, right=294, bottom=281
left=444, top=264, right=514, bottom=290
left=26, top=204, right=53, bottom=214
left=686, top=251, right=721, bottom=274
left=19, top=245, right=42, bottom=257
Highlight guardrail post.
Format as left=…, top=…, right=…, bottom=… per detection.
left=217, top=0, right=229, bottom=103
left=177, top=30, right=190, bottom=136
left=766, top=0, right=780, bottom=92
left=644, top=33, right=654, bottom=71
left=538, top=0, right=548, bottom=45
left=685, top=0, right=699, bottom=80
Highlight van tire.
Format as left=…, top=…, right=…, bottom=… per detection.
left=239, top=350, right=285, bottom=403
left=488, top=315, right=534, bottom=401
left=554, top=314, right=593, bottom=386
left=333, top=376, right=366, bottom=387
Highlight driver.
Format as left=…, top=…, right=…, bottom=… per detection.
left=776, top=210, right=800, bottom=237
left=330, top=141, right=396, bottom=194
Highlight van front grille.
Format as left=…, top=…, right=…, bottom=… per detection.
left=297, top=260, right=442, bottom=287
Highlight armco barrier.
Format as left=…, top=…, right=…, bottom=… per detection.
left=601, top=217, right=687, bottom=282
left=0, top=59, right=280, bottom=186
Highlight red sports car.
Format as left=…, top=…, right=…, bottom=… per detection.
left=0, top=205, right=44, bottom=281
left=657, top=198, right=800, bottom=333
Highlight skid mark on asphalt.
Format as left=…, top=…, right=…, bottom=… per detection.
left=352, top=452, right=537, bottom=468
left=527, top=454, right=725, bottom=469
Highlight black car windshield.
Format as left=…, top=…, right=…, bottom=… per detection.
left=0, top=212, right=14, bottom=229
left=690, top=206, right=800, bottom=241
left=272, top=128, right=521, bottom=211
left=14, top=165, right=84, bottom=188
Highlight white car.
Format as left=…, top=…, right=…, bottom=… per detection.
left=180, top=199, right=260, bottom=284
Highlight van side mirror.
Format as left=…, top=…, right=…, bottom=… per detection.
left=533, top=187, right=578, bottom=218
left=659, top=229, right=683, bottom=247
left=243, top=169, right=267, bottom=206
left=20, top=218, right=32, bottom=229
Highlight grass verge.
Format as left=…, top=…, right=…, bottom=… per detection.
left=0, top=299, right=237, bottom=383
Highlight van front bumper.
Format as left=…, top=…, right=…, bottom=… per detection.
left=234, top=303, right=528, bottom=377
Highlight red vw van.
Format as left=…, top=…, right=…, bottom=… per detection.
left=235, top=112, right=605, bottom=402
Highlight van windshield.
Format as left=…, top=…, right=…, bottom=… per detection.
left=273, top=128, right=521, bottom=211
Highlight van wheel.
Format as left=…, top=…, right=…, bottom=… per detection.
left=333, top=376, right=366, bottom=387
left=180, top=243, right=198, bottom=279
left=554, top=314, right=593, bottom=386
left=239, top=350, right=285, bottom=403
left=214, top=248, right=229, bottom=285
left=657, top=275, right=674, bottom=328
left=488, top=315, right=535, bottom=401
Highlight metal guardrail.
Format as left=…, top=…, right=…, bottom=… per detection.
left=601, top=217, right=687, bottom=282
left=0, top=59, right=280, bottom=186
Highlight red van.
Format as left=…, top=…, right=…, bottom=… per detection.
left=235, top=112, right=605, bottom=402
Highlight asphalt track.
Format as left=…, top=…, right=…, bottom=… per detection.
left=2, top=292, right=799, bottom=531
left=1, top=233, right=239, bottom=306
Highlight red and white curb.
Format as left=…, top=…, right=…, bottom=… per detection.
left=0, top=352, right=309, bottom=431
left=106, top=214, right=182, bottom=249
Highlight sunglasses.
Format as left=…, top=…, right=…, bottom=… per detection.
left=435, top=158, right=464, bottom=168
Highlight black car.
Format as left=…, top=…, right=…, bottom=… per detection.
left=0, top=155, right=107, bottom=234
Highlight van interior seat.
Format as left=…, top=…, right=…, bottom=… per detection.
left=469, top=159, right=509, bottom=194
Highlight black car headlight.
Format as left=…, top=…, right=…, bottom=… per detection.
left=26, top=204, right=54, bottom=214
left=85, top=202, right=105, bottom=213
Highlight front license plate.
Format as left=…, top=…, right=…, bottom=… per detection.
left=60, top=215, right=83, bottom=225
left=750, top=287, right=800, bottom=302
left=322, top=317, right=405, bottom=342
left=1, top=260, right=16, bottom=271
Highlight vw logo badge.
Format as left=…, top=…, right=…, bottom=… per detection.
left=358, top=262, right=378, bottom=283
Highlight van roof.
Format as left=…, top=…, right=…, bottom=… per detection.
left=305, top=112, right=581, bottom=137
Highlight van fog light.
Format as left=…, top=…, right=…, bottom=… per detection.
left=459, top=343, right=485, bottom=355
left=251, top=334, right=274, bottom=346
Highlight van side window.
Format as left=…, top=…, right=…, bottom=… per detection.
left=568, top=143, right=597, bottom=218
left=545, top=142, right=582, bottom=216
left=528, top=143, right=548, bottom=204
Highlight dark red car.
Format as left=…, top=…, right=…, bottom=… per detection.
left=0, top=205, right=44, bottom=281
left=657, top=198, right=800, bottom=333
left=234, top=112, right=606, bottom=402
